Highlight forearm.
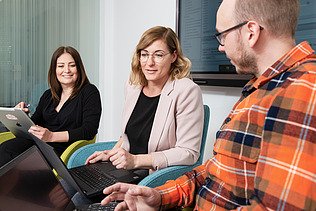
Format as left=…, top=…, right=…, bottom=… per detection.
left=50, top=131, right=69, bottom=142
left=155, top=163, right=207, bottom=209
left=134, top=154, right=154, bottom=169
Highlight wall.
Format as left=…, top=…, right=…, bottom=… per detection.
left=98, top=0, right=242, bottom=161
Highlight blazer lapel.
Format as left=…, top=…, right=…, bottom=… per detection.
left=122, top=85, right=141, bottom=132
left=148, top=79, right=175, bottom=152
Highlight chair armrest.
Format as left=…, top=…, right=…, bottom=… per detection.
left=67, top=141, right=117, bottom=168
left=138, top=163, right=199, bottom=188
left=60, top=138, right=96, bottom=165
left=0, top=132, right=15, bottom=144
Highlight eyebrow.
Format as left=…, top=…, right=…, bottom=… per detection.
left=141, top=50, right=166, bottom=53
left=57, top=61, right=75, bottom=64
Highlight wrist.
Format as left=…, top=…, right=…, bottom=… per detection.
left=49, top=131, right=54, bottom=142
left=133, top=154, right=139, bottom=169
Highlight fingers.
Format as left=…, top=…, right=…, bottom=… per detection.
left=86, top=150, right=110, bottom=164
left=15, top=102, right=29, bottom=113
left=108, top=148, right=130, bottom=169
left=103, top=183, right=132, bottom=195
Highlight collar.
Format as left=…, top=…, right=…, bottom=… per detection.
left=243, top=41, right=315, bottom=93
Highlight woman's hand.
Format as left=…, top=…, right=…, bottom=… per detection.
left=85, top=150, right=112, bottom=164
left=107, top=148, right=137, bottom=170
left=28, top=125, right=53, bottom=142
left=86, top=148, right=137, bottom=169
left=15, top=102, right=29, bottom=114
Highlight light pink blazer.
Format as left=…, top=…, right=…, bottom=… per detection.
left=120, top=78, right=204, bottom=170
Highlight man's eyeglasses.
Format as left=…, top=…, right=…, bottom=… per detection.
left=139, top=51, right=170, bottom=63
left=213, top=21, right=248, bottom=46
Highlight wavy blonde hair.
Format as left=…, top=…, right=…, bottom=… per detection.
left=130, top=26, right=191, bottom=86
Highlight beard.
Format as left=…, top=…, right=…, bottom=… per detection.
left=233, top=39, right=259, bottom=76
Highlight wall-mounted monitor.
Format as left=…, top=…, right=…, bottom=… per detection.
left=176, top=0, right=316, bottom=87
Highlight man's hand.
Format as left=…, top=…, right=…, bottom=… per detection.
left=102, top=183, right=161, bottom=211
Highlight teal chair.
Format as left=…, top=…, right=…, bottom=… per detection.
left=67, top=105, right=210, bottom=188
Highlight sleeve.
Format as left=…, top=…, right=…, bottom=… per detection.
left=68, top=84, right=102, bottom=141
left=30, top=89, right=50, bottom=125
left=237, top=73, right=316, bottom=210
left=155, top=161, right=208, bottom=209
left=151, top=80, right=204, bottom=169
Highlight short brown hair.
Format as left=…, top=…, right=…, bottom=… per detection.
left=234, top=0, right=300, bottom=38
left=130, top=26, right=191, bottom=86
left=48, top=46, right=90, bottom=103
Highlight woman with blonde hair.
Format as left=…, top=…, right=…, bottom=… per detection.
left=87, top=26, right=203, bottom=176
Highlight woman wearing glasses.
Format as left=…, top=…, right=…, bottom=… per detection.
left=87, top=26, right=203, bottom=175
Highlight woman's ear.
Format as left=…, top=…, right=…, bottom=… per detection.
left=171, top=51, right=177, bottom=63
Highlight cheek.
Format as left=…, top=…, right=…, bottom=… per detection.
left=56, top=69, right=62, bottom=76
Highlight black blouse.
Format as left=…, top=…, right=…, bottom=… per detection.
left=31, top=83, right=102, bottom=155
left=125, top=91, right=160, bottom=154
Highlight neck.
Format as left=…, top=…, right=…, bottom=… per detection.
left=144, top=76, right=169, bottom=97
left=61, top=86, right=73, bottom=96
left=255, top=37, right=296, bottom=77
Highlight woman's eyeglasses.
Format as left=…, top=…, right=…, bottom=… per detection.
left=139, top=51, right=170, bottom=63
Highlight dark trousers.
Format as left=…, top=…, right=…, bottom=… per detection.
left=0, top=138, right=35, bottom=167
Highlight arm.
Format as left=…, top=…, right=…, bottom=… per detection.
left=155, top=162, right=208, bottom=209
left=101, top=162, right=208, bottom=210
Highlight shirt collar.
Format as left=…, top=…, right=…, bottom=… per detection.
left=243, top=41, right=315, bottom=92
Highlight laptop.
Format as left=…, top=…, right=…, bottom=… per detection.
left=0, top=107, right=35, bottom=139
left=0, top=107, right=143, bottom=198
left=0, top=146, right=118, bottom=211
left=28, top=133, right=143, bottom=199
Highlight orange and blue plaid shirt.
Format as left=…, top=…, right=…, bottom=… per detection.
left=156, top=41, right=316, bottom=210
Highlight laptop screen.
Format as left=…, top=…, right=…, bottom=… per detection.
left=0, top=146, right=73, bottom=211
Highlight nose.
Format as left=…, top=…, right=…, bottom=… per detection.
left=65, top=65, right=71, bottom=72
left=146, top=55, right=155, bottom=66
left=218, top=45, right=225, bottom=53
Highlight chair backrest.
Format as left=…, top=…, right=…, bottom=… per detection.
left=137, top=104, right=211, bottom=188
left=196, top=104, right=210, bottom=165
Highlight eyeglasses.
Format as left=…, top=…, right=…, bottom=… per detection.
left=213, top=21, right=248, bottom=46
left=139, top=51, right=170, bottom=63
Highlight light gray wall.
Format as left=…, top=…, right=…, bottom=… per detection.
left=98, top=0, right=242, bottom=162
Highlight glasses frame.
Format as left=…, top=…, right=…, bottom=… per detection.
left=138, top=51, right=171, bottom=63
left=213, top=21, right=249, bottom=46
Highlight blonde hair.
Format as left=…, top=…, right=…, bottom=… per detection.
left=234, top=0, right=299, bottom=38
left=130, top=26, right=191, bottom=86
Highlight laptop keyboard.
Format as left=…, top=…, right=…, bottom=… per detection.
left=71, top=165, right=117, bottom=190
left=75, top=202, right=118, bottom=211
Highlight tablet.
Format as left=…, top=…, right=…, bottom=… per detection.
left=0, top=107, right=35, bottom=139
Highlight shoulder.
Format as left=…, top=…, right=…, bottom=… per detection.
left=172, top=78, right=201, bottom=93
left=80, top=83, right=100, bottom=95
left=40, top=89, right=52, bottom=100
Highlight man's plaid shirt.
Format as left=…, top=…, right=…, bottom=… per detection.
left=156, top=41, right=316, bottom=210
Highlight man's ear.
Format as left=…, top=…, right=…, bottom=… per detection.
left=245, top=21, right=262, bottom=47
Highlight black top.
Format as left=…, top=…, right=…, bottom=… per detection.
left=125, top=91, right=160, bottom=154
left=31, top=83, right=102, bottom=155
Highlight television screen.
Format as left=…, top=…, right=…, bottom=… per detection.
left=177, top=0, right=316, bottom=87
